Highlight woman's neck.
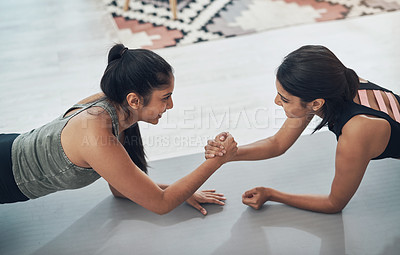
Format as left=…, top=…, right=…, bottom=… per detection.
left=113, top=103, right=139, bottom=134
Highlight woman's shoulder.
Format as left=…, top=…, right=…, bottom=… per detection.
left=342, top=115, right=390, bottom=137
left=339, top=115, right=390, bottom=158
left=64, top=93, right=115, bottom=136
left=342, top=114, right=390, bottom=133
left=64, top=93, right=106, bottom=117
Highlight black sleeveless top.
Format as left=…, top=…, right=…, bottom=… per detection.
left=328, top=81, right=400, bottom=160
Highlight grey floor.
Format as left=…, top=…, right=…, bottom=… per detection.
left=1, top=1, right=400, bottom=254
left=1, top=132, right=399, bottom=255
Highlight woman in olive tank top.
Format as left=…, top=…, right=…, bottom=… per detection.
left=0, top=44, right=238, bottom=216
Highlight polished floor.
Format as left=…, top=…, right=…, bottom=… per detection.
left=1, top=132, right=399, bottom=255
left=0, top=1, right=400, bottom=254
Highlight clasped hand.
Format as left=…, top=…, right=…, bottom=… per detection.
left=204, top=132, right=236, bottom=161
left=206, top=132, right=238, bottom=163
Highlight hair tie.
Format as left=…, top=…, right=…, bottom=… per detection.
left=120, top=47, right=128, bottom=56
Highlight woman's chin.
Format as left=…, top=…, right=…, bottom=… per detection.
left=145, top=118, right=160, bottom=125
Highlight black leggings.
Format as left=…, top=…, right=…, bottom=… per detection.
left=0, top=134, right=29, bottom=204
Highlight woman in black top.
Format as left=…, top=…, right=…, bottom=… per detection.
left=205, top=45, right=400, bottom=213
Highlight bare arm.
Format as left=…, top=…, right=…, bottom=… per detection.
left=242, top=115, right=391, bottom=213
left=109, top=183, right=169, bottom=198
left=260, top=140, right=371, bottom=213
left=83, top=123, right=237, bottom=215
left=206, top=116, right=312, bottom=161
left=109, top=182, right=226, bottom=215
left=109, top=184, right=125, bottom=198
left=108, top=132, right=169, bottom=198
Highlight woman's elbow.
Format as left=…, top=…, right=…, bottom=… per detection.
left=276, top=148, right=287, bottom=157
left=151, top=205, right=174, bottom=215
left=120, top=197, right=171, bottom=215
left=148, top=194, right=175, bottom=215
left=324, top=206, right=344, bottom=214
left=269, top=137, right=289, bottom=157
left=109, top=184, right=127, bottom=199
left=324, top=199, right=347, bottom=214
left=271, top=146, right=287, bottom=158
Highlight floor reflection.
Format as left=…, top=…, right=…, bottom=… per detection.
left=213, top=205, right=345, bottom=255
left=32, top=196, right=223, bottom=254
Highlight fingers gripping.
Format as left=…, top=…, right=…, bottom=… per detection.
left=204, top=139, right=226, bottom=158
left=216, top=132, right=228, bottom=141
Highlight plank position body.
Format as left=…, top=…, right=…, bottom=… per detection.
left=206, top=45, right=400, bottom=214
left=0, top=44, right=238, bottom=215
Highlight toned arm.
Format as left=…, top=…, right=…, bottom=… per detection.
left=243, top=115, right=391, bottom=213
left=109, top=183, right=167, bottom=199
left=327, top=115, right=390, bottom=211
left=233, top=115, right=312, bottom=161
left=88, top=139, right=225, bottom=214
left=81, top=118, right=235, bottom=215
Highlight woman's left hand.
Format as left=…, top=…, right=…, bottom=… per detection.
left=242, top=187, right=271, bottom=210
left=186, top=189, right=226, bottom=215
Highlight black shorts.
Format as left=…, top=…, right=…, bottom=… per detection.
left=0, top=134, right=29, bottom=204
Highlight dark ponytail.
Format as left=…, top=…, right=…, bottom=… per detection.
left=123, top=123, right=147, bottom=173
left=276, top=45, right=359, bottom=132
left=344, top=67, right=359, bottom=102
left=100, top=43, right=173, bottom=174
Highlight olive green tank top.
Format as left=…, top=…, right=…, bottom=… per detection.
left=11, top=97, right=120, bottom=199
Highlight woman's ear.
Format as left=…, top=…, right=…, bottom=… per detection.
left=126, top=93, right=141, bottom=110
left=312, top=98, right=325, bottom=112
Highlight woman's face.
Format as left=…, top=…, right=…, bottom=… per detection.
left=139, top=75, right=175, bottom=125
left=274, top=79, right=312, bottom=118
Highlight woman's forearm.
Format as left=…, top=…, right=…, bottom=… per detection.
left=269, top=188, right=344, bottom=214
left=110, top=159, right=223, bottom=214
left=110, top=183, right=168, bottom=198
left=233, top=137, right=283, bottom=161
left=232, top=117, right=311, bottom=161
left=155, top=158, right=224, bottom=214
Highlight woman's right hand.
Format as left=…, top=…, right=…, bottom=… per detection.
left=204, top=132, right=229, bottom=159
left=207, top=132, right=237, bottom=164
